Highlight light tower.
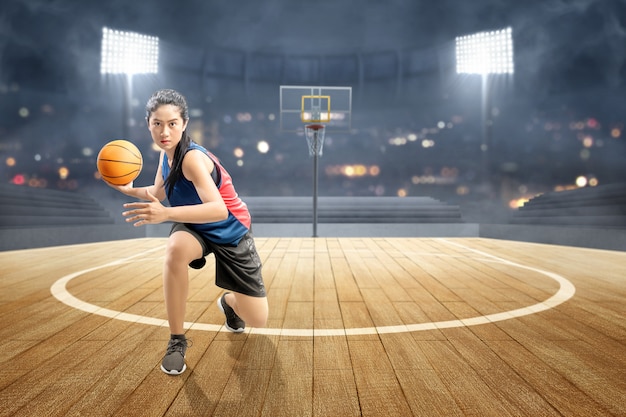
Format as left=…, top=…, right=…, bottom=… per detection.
left=100, top=27, right=159, bottom=139
left=455, top=27, right=514, bottom=191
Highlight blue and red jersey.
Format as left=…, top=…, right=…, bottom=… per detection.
left=162, top=142, right=250, bottom=245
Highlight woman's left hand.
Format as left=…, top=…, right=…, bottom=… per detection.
left=122, top=190, right=168, bottom=227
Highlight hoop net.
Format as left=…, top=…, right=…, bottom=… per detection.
left=304, top=124, right=326, bottom=156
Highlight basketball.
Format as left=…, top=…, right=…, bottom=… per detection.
left=97, top=140, right=143, bottom=185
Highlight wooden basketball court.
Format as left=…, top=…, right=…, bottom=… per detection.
left=1, top=237, right=625, bottom=416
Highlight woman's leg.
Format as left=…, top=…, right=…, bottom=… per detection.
left=163, top=230, right=203, bottom=334
left=225, top=292, right=268, bottom=328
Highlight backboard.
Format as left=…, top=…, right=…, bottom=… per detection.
left=279, top=85, right=352, bottom=133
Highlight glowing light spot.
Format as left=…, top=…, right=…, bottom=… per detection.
left=100, top=27, right=159, bottom=75
left=580, top=149, right=590, bottom=160
left=233, top=147, right=244, bottom=158
left=236, top=113, right=252, bottom=122
left=257, top=141, right=270, bottom=154
left=354, top=165, right=367, bottom=176
left=58, top=167, right=70, bottom=180
left=389, top=137, right=407, bottom=146
left=6, top=157, right=16, bottom=167
left=12, top=174, right=25, bottom=185
left=575, top=176, right=588, bottom=187
left=456, top=186, right=470, bottom=196
left=509, top=198, right=529, bottom=209
left=455, top=27, right=514, bottom=74
left=368, top=166, right=380, bottom=176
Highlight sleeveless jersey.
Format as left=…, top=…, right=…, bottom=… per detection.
left=162, top=142, right=251, bottom=245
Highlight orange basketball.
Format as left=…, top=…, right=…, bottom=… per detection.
left=97, top=140, right=143, bottom=185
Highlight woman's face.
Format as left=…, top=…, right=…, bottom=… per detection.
left=147, top=104, right=188, bottom=155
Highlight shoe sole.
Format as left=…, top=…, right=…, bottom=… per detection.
left=217, top=295, right=245, bottom=333
left=160, top=363, right=187, bottom=375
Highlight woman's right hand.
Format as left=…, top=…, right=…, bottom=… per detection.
left=104, top=179, right=134, bottom=196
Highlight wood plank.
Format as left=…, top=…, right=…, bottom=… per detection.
left=0, top=340, right=109, bottom=414
left=213, top=369, right=272, bottom=417
left=339, top=301, right=378, bottom=341
left=419, top=340, right=518, bottom=417
left=0, top=237, right=625, bottom=416
left=395, top=369, right=464, bottom=417
left=347, top=340, right=413, bottom=417
left=63, top=339, right=165, bottom=417
left=446, top=337, right=563, bottom=416
left=290, top=255, right=314, bottom=302
left=379, top=333, right=431, bottom=370
left=314, top=335, right=352, bottom=372
left=163, top=340, right=244, bottom=417
left=314, top=287, right=343, bottom=330
left=489, top=340, right=616, bottom=417
left=331, top=257, right=362, bottom=303
left=261, top=340, right=313, bottom=417
left=313, top=369, right=360, bottom=417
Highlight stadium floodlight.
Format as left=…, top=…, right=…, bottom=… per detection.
left=455, top=27, right=514, bottom=192
left=100, top=27, right=159, bottom=75
left=100, top=27, right=159, bottom=139
left=455, top=27, right=514, bottom=75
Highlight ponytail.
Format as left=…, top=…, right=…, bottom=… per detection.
left=145, top=89, right=191, bottom=197
left=164, top=130, right=192, bottom=196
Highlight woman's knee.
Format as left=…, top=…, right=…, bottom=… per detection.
left=165, top=231, right=202, bottom=266
left=247, top=310, right=268, bottom=328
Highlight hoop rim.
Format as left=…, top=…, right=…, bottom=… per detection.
left=305, top=123, right=326, bottom=131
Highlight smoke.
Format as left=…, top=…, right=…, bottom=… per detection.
left=511, top=0, right=626, bottom=96
left=177, top=0, right=424, bottom=53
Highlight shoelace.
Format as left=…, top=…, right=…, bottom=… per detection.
left=166, top=338, right=191, bottom=354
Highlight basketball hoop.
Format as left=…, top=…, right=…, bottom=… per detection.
left=280, top=85, right=352, bottom=237
left=304, top=123, right=326, bottom=157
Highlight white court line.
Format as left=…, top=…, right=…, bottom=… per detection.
left=50, top=239, right=576, bottom=337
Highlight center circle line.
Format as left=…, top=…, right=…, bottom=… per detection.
left=50, top=240, right=576, bottom=337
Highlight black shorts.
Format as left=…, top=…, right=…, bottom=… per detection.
left=170, top=223, right=266, bottom=297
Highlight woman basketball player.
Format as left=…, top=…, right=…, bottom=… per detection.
left=107, top=89, right=268, bottom=375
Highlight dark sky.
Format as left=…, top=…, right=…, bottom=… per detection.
left=2, top=0, right=624, bottom=52
left=1, top=0, right=625, bottom=94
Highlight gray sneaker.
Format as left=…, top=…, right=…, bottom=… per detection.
left=160, top=337, right=188, bottom=375
left=218, top=293, right=245, bottom=333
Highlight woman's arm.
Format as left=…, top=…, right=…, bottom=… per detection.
left=122, top=150, right=228, bottom=226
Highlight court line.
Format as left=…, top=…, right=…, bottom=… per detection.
left=50, top=239, right=576, bottom=337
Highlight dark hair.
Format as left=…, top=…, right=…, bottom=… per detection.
left=145, top=89, right=190, bottom=196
